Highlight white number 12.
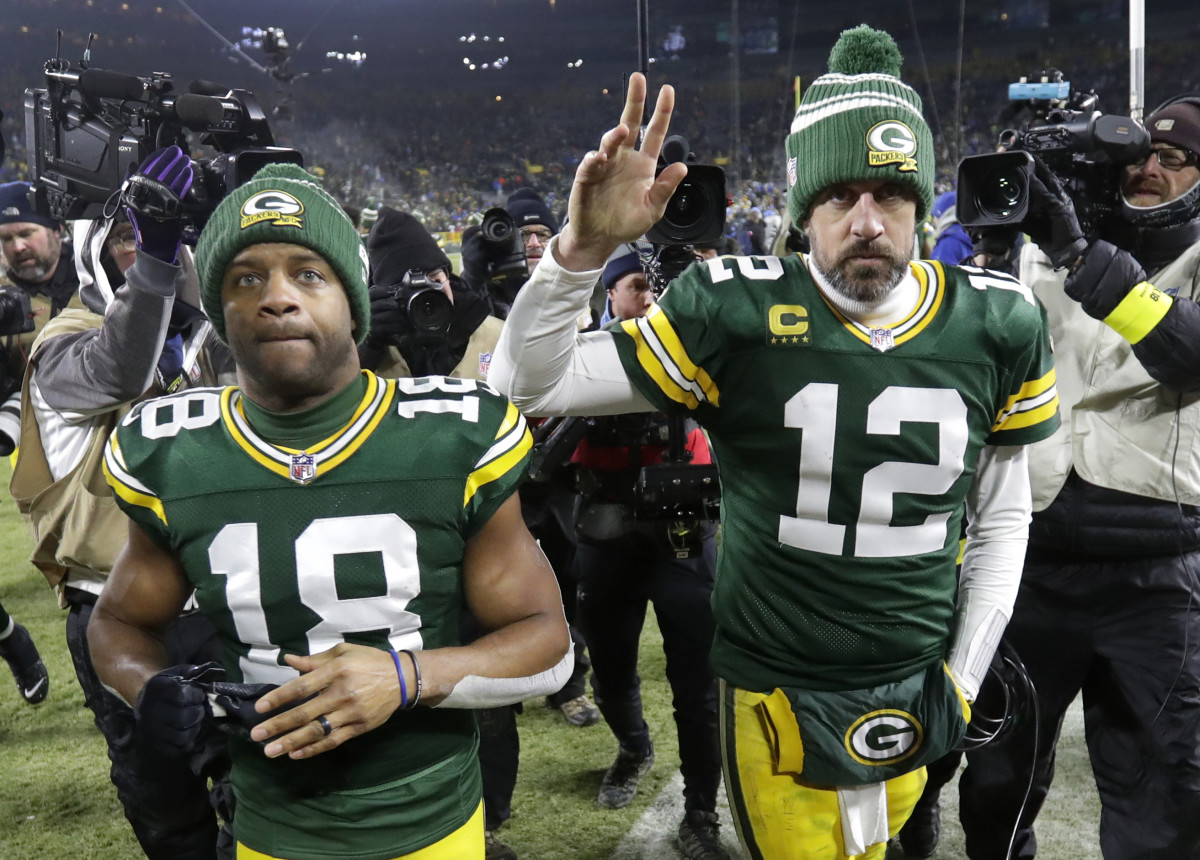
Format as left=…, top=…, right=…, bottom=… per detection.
left=778, top=383, right=967, bottom=558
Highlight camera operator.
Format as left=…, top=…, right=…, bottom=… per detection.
left=957, top=98, right=1200, bottom=859
left=9, top=145, right=235, bottom=860
left=461, top=189, right=560, bottom=320
left=0, top=182, right=86, bottom=706
left=570, top=245, right=726, bottom=860
left=0, top=182, right=84, bottom=451
left=359, top=206, right=501, bottom=380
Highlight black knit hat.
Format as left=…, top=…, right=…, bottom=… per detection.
left=0, top=182, right=60, bottom=231
left=366, top=206, right=452, bottom=287
left=505, top=188, right=557, bottom=233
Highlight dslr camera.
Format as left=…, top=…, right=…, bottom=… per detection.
left=376, top=269, right=454, bottom=347
left=25, top=35, right=302, bottom=237
left=0, top=288, right=35, bottom=337
left=475, top=207, right=529, bottom=283
left=957, top=69, right=1149, bottom=238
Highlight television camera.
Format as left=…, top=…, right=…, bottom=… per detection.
left=643, top=134, right=726, bottom=292
left=956, top=69, right=1149, bottom=240
left=25, top=33, right=303, bottom=239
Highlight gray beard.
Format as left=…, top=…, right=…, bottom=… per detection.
left=9, top=259, right=53, bottom=284
left=809, top=239, right=909, bottom=305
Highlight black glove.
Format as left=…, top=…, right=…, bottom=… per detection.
left=134, top=662, right=224, bottom=756
left=1022, top=156, right=1087, bottom=270
left=366, top=283, right=406, bottom=348
left=194, top=679, right=281, bottom=742
left=122, top=145, right=194, bottom=264
left=1064, top=239, right=1149, bottom=319
left=968, top=226, right=1022, bottom=275
left=459, top=225, right=491, bottom=293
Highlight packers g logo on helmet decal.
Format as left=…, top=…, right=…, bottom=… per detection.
left=845, top=709, right=923, bottom=766
left=240, top=190, right=305, bottom=229
left=866, top=121, right=919, bottom=173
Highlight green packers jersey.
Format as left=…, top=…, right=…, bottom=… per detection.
left=104, top=371, right=532, bottom=860
left=612, top=254, right=1059, bottom=693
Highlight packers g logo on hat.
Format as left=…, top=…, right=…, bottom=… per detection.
left=240, top=189, right=305, bottom=229
left=866, top=121, right=919, bottom=173
left=844, top=708, right=923, bottom=766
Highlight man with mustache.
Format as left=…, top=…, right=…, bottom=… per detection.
left=88, top=162, right=571, bottom=860
left=0, top=183, right=84, bottom=709
left=956, top=97, right=1200, bottom=859
left=489, top=25, right=1060, bottom=859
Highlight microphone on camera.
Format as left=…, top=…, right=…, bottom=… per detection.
left=78, top=69, right=145, bottom=101
left=173, top=94, right=226, bottom=130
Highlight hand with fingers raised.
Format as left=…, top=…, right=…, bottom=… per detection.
left=557, top=72, right=689, bottom=272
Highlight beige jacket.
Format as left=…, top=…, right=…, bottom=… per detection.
left=1019, top=240, right=1200, bottom=509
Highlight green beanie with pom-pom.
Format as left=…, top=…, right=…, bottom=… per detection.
left=195, top=162, right=371, bottom=344
left=786, top=24, right=934, bottom=226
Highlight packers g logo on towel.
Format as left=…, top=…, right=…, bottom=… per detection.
left=845, top=709, right=924, bottom=766
left=240, top=190, right=305, bottom=229
left=866, top=121, right=919, bottom=173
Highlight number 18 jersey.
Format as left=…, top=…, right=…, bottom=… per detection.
left=104, top=371, right=531, bottom=858
left=611, top=254, right=1059, bottom=693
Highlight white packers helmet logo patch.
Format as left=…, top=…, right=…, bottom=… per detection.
left=240, top=190, right=305, bottom=229
left=1155, top=118, right=1176, bottom=132
left=866, top=121, right=919, bottom=173
left=845, top=709, right=923, bottom=766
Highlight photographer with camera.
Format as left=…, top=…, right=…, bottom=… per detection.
left=491, top=25, right=1061, bottom=858
left=9, top=144, right=236, bottom=860
left=461, top=189, right=560, bottom=321
left=956, top=98, right=1200, bottom=860
left=569, top=244, right=726, bottom=859
left=359, top=206, right=501, bottom=380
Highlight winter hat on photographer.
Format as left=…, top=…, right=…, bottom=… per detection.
left=196, top=163, right=370, bottom=343
left=505, top=188, right=558, bottom=233
left=0, top=182, right=60, bottom=231
left=367, top=206, right=453, bottom=287
left=786, top=24, right=934, bottom=225
left=1146, top=100, right=1200, bottom=153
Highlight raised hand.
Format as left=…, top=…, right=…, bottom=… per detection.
left=122, top=145, right=195, bottom=264
left=556, top=72, right=688, bottom=272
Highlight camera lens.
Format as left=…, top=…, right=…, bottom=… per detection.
left=976, top=168, right=1026, bottom=219
left=663, top=180, right=710, bottom=231
left=480, top=209, right=515, bottom=244
left=407, top=287, right=454, bottom=336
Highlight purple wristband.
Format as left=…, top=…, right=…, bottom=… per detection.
left=390, top=649, right=408, bottom=709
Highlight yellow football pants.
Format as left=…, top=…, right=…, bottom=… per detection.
left=721, top=681, right=928, bottom=859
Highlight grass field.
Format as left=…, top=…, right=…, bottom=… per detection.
left=0, top=453, right=1102, bottom=859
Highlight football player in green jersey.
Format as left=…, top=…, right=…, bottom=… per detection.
left=88, top=164, right=572, bottom=860
left=489, top=26, right=1060, bottom=860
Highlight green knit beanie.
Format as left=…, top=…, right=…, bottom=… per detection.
left=786, top=24, right=934, bottom=226
left=195, top=163, right=370, bottom=344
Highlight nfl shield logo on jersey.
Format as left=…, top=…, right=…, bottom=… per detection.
left=289, top=452, right=317, bottom=485
left=479, top=351, right=493, bottom=377
left=869, top=327, right=895, bottom=352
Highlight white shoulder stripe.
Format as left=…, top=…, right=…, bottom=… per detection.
left=474, top=413, right=528, bottom=470
left=103, top=441, right=159, bottom=498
